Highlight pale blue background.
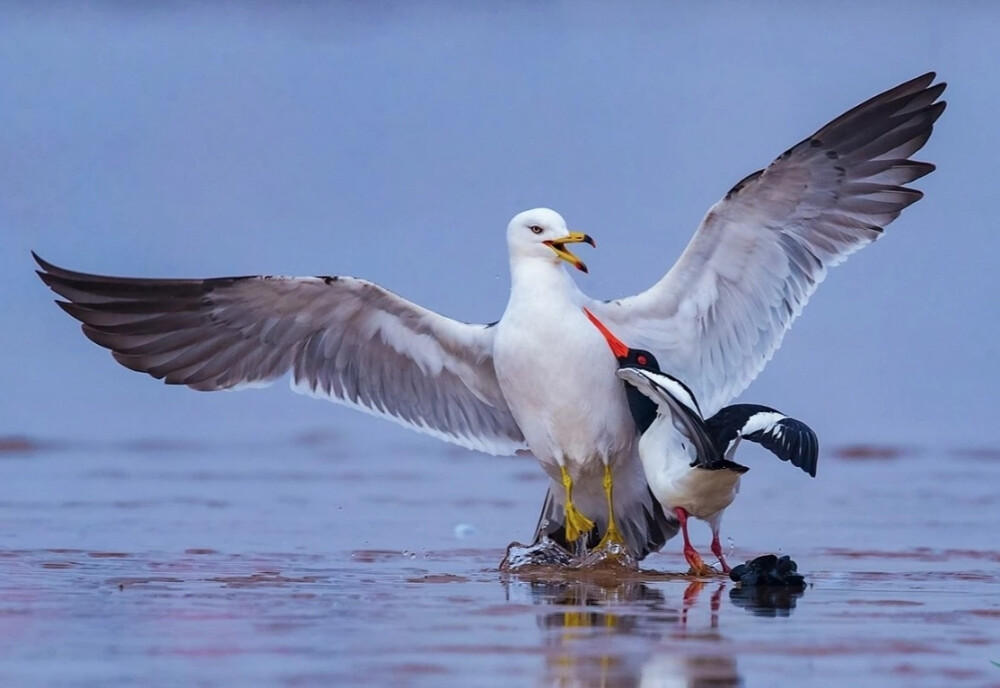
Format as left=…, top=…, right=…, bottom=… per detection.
left=3, top=2, right=997, bottom=450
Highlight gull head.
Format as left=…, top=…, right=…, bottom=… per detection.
left=506, top=208, right=595, bottom=273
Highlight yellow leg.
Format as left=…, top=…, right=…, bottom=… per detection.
left=560, top=466, right=595, bottom=542
left=596, top=463, right=626, bottom=548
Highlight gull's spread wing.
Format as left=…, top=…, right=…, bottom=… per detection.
left=35, top=254, right=526, bottom=455
left=590, top=73, right=946, bottom=415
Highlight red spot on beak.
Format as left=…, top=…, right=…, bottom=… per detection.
left=583, top=308, right=629, bottom=359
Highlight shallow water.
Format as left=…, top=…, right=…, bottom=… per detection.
left=1, top=436, right=998, bottom=687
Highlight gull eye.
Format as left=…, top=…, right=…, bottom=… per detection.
left=529, top=225, right=544, bottom=235
left=637, top=355, right=648, bottom=365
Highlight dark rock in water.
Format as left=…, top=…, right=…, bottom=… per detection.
left=729, top=554, right=805, bottom=588
left=728, top=554, right=807, bottom=616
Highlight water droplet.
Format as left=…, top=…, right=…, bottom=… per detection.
left=453, top=523, right=477, bottom=539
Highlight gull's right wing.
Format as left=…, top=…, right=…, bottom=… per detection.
left=589, top=73, right=946, bottom=416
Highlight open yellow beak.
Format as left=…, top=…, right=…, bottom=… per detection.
left=544, top=232, right=596, bottom=273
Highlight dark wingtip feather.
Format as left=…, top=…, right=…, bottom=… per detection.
left=897, top=188, right=925, bottom=209
left=912, top=161, right=936, bottom=178
left=31, top=250, right=57, bottom=273
left=54, top=299, right=88, bottom=322
left=33, top=252, right=89, bottom=281
left=924, top=100, right=948, bottom=125
left=36, top=269, right=55, bottom=288
left=785, top=420, right=819, bottom=478
left=34, top=253, right=115, bottom=285
left=806, top=428, right=819, bottom=478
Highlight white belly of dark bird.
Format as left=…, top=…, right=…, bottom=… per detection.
left=638, top=419, right=741, bottom=520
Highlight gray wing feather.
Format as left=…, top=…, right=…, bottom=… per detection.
left=35, top=253, right=526, bottom=455
left=589, top=73, right=946, bottom=415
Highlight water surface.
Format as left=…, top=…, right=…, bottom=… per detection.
left=2, top=436, right=997, bottom=687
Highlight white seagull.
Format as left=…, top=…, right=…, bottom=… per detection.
left=35, top=73, right=944, bottom=559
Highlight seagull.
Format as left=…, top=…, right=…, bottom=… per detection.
left=586, top=308, right=818, bottom=574
left=34, top=72, right=944, bottom=559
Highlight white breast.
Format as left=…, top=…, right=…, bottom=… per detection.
left=493, top=261, right=633, bottom=476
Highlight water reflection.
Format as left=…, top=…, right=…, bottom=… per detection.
left=728, top=584, right=806, bottom=618
left=527, top=578, right=679, bottom=637
left=504, top=572, right=785, bottom=687
left=502, top=562, right=809, bottom=687
left=638, top=654, right=741, bottom=688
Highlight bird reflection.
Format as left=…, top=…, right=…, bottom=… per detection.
left=529, top=578, right=679, bottom=637
left=503, top=571, right=754, bottom=688
left=678, top=580, right=725, bottom=631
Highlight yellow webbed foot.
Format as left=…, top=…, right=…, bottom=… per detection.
left=595, top=521, right=626, bottom=550
left=564, top=500, right=596, bottom=543
left=595, top=463, right=626, bottom=550
left=560, top=465, right=595, bottom=543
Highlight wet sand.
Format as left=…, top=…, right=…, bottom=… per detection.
left=1, top=435, right=998, bottom=687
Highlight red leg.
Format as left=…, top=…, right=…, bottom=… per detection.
left=679, top=580, right=704, bottom=628
left=673, top=507, right=708, bottom=574
left=709, top=583, right=724, bottom=628
left=710, top=529, right=731, bottom=574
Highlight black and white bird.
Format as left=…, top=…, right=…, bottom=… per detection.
left=623, top=366, right=819, bottom=575
left=586, top=309, right=817, bottom=574
left=35, top=74, right=941, bottom=559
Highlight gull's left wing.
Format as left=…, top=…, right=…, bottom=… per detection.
left=588, top=73, right=946, bottom=416
left=34, top=253, right=526, bottom=455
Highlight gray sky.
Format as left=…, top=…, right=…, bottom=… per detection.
left=3, top=2, right=997, bottom=450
